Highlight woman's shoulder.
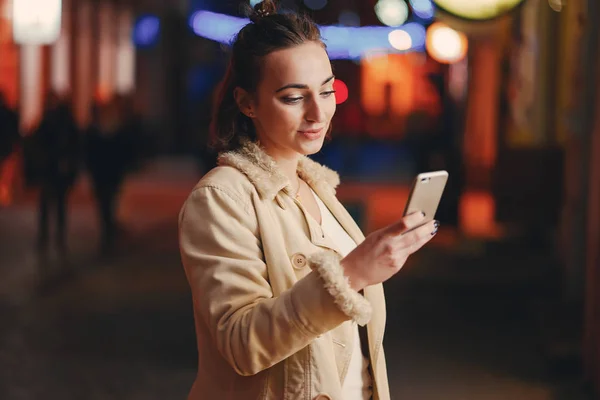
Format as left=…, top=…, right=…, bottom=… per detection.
left=179, top=166, right=258, bottom=228
left=196, top=165, right=255, bottom=192
left=186, top=166, right=256, bottom=208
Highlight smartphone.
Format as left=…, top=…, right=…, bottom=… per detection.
left=402, top=170, right=449, bottom=223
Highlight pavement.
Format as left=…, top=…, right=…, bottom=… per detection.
left=0, top=158, right=595, bottom=399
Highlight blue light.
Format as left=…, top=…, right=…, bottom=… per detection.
left=188, top=11, right=426, bottom=59
left=409, top=0, right=435, bottom=20
left=133, top=15, right=161, bottom=48
left=190, top=11, right=248, bottom=43
left=401, top=22, right=426, bottom=48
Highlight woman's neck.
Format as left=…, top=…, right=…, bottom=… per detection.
left=260, top=141, right=301, bottom=189
left=273, top=154, right=300, bottom=189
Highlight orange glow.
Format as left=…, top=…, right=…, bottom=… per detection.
left=361, top=53, right=413, bottom=116
left=0, top=0, right=19, bottom=108
left=360, top=53, right=442, bottom=137
left=459, top=191, right=501, bottom=237
left=426, top=22, right=468, bottom=64
left=0, top=153, right=17, bottom=206
left=336, top=183, right=501, bottom=238
left=464, top=42, right=500, bottom=168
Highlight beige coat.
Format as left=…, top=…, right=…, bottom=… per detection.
left=178, top=140, right=390, bottom=400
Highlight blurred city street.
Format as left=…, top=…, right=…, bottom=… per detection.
left=0, top=160, right=594, bottom=399
left=1, top=0, right=600, bottom=396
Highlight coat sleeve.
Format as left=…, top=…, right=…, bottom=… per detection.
left=178, top=185, right=372, bottom=376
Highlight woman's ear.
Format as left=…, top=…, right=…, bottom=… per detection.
left=233, top=87, right=255, bottom=118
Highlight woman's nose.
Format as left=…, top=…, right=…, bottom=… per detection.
left=305, top=99, right=326, bottom=122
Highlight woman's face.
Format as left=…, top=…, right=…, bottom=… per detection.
left=239, top=41, right=336, bottom=161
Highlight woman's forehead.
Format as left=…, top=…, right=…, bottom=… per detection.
left=260, top=42, right=333, bottom=90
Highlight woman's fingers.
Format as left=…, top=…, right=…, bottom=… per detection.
left=393, top=219, right=438, bottom=253
left=384, top=211, right=426, bottom=236
left=407, top=227, right=437, bottom=254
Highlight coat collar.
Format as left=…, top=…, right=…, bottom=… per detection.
left=217, top=139, right=340, bottom=200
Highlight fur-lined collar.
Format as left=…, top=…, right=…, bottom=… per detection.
left=218, top=139, right=340, bottom=200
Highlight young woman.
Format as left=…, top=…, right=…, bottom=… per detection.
left=178, top=1, right=439, bottom=399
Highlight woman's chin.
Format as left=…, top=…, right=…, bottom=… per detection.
left=296, top=138, right=325, bottom=156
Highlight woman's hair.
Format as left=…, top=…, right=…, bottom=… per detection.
left=209, top=0, right=326, bottom=151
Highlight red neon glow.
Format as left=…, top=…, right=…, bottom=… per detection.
left=333, top=79, right=348, bottom=105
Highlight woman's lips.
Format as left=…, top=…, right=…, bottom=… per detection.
left=298, top=127, right=324, bottom=140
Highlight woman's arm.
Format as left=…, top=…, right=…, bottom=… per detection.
left=178, top=185, right=371, bottom=376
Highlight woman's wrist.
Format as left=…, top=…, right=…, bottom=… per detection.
left=340, top=259, right=366, bottom=292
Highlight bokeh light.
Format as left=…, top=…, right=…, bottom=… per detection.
left=133, top=15, right=160, bottom=48
left=388, top=29, right=412, bottom=51
left=333, top=79, right=349, bottom=104
left=432, top=0, right=525, bottom=20
left=410, top=0, right=435, bottom=19
left=189, top=11, right=247, bottom=43
left=374, top=0, right=409, bottom=27
left=547, top=0, right=563, bottom=12
left=425, top=22, right=467, bottom=63
left=12, top=0, right=62, bottom=45
left=190, top=11, right=427, bottom=59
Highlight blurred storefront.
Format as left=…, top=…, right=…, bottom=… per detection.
left=575, top=0, right=600, bottom=394
left=585, top=45, right=600, bottom=395
left=437, top=1, right=600, bottom=393
left=0, top=0, right=19, bottom=204
left=0, top=0, right=18, bottom=108
left=0, top=0, right=137, bottom=204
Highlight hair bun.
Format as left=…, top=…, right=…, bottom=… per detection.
left=250, top=0, right=277, bottom=23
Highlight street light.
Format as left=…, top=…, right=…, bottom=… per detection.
left=425, top=22, right=467, bottom=64
left=13, top=0, right=62, bottom=45
left=374, top=0, right=409, bottom=27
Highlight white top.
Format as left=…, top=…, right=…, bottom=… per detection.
left=311, top=189, right=372, bottom=400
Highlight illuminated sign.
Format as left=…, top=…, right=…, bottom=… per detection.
left=13, top=0, right=62, bottom=44
left=433, top=0, right=526, bottom=20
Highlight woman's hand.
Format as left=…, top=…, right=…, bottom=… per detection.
left=341, top=212, right=438, bottom=291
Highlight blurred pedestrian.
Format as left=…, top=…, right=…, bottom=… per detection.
left=85, top=99, right=136, bottom=254
left=31, top=92, right=80, bottom=253
left=0, top=92, right=20, bottom=206
left=0, top=91, right=19, bottom=164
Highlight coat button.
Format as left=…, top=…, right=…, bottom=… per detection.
left=291, top=253, right=307, bottom=269
left=313, top=394, right=332, bottom=400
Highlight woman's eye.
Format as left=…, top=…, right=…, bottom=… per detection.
left=321, top=90, right=336, bottom=97
left=283, top=97, right=303, bottom=104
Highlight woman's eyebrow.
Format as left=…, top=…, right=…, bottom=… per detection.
left=275, top=75, right=335, bottom=93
